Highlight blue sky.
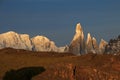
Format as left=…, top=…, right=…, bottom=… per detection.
left=0, top=0, right=120, bottom=46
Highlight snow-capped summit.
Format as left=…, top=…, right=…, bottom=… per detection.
left=0, top=31, right=59, bottom=52
left=20, top=34, right=33, bottom=50
left=31, top=36, right=58, bottom=52
left=0, top=31, right=32, bottom=50
left=76, top=23, right=82, bottom=34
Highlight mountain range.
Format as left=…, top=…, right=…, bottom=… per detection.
left=0, top=23, right=108, bottom=54
left=0, top=31, right=68, bottom=52
left=69, top=23, right=108, bottom=55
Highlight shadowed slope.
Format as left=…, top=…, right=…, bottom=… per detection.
left=3, top=67, right=45, bottom=80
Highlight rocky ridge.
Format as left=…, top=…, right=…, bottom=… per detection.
left=105, top=35, right=120, bottom=54
left=69, top=23, right=108, bottom=55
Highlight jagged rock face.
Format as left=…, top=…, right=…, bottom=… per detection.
left=105, top=35, right=120, bottom=54
left=92, top=37, right=98, bottom=49
left=31, top=36, right=58, bottom=52
left=86, top=33, right=99, bottom=53
left=69, top=23, right=85, bottom=55
left=0, top=31, right=32, bottom=50
left=69, top=23, right=107, bottom=55
left=0, top=23, right=108, bottom=54
left=86, top=33, right=94, bottom=53
left=99, top=39, right=108, bottom=53
left=92, top=37, right=99, bottom=53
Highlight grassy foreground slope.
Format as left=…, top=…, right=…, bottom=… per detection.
left=0, top=48, right=120, bottom=80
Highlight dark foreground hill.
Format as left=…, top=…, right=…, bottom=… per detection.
left=0, top=48, right=120, bottom=80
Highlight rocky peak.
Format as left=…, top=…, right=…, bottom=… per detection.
left=69, top=23, right=85, bottom=55
left=86, top=33, right=99, bottom=53
left=72, top=23, right=84, bottom=41
left=99, top=39, right=108, bottom=53
left=99, top=39, right=108, bottom=49
left=86, top=33, right=94, bottom=53
left=86, top=33, right=92, bottom=45
left=76, top=23, right=83, bottom=33
left=92, top=37, right=99, bottom=49
left=69, top=23, right=107, bottom=54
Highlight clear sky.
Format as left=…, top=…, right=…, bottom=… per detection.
left=0, top=0, right=120, bottom=46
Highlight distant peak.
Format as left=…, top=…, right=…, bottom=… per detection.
left=87, top=33, right=91, bottom=37
left=76, top=23, right=82, bottom=33
left=32, top=35, right=49, bottom=41
left=77, top=23, right=81, bottom=26
left=92, top=37, right=95, bottom=40
left=86, top=33, right=92, bottom=44
left=34, top=35, right=46, bottom=38
left=100, top=39, right=106, bottom=42
left=87, top=33, right=92, bottom=40
left=92, top=37, right=97, bottom=41
left=99, top=39, right=108, bottom=46
left=6, top=31, right=16, bottom=34
left=20, top=34, right=30, bottom=38
left=1, top=31, right=18, bottom=36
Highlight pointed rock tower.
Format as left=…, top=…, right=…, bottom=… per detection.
left=92, top=37, right=99, bottom=52
left=69, top=23, right=85, bottom=55
left=86, top=33, right=94, bottom=53
left=99, top=39, right=108, bottom=53
left=86, top=33, right=99, bottom=53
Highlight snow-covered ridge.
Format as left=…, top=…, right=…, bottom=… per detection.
left=0, top=31, right=65, bottom=52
